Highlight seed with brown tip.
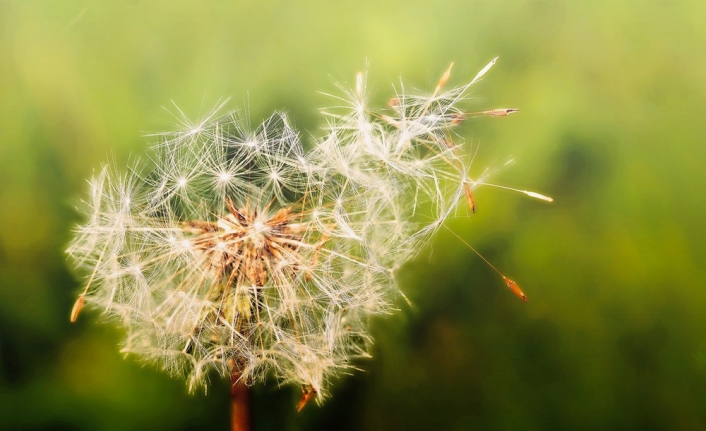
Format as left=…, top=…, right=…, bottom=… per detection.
left=481, top=108, right=519, bottom=117
left=502, top=276, right=528, bottom=302
left=297, top=385, right=317, bottom=412
left=463, top=182, right=476, bottom=214
left=70, top=294, right=85, bottom=322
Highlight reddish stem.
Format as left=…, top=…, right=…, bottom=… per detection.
left=230, top=373, right=251, bottom=431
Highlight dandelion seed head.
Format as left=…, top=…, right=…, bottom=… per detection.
left=67, top=59, right=529, bottom=401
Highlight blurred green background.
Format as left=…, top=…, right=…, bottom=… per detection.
left=1, top=1, right=705, bottom=430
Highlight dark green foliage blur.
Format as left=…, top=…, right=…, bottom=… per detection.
left=1, top=1, right=705, bottom=430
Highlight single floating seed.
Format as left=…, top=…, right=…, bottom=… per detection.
left=70, top=294, right=85, bottom=322
left=463, top=182, right=476, bottom=214
left=502, top=276, right=528, bottom=302
left=480, top=108, right=519, bottom=117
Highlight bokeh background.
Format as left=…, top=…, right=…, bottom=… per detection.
left=1, top=1, right=705, bottom=430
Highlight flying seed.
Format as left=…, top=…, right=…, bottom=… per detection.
left=502, top=276, right=528, bottom=302
left=434, top=62, right=455, bottom=96
left=477, top=108, right=519, bottom=117
left=443, top=226, right=530, bottom=304
left=463, top=182, right=476, bottom=213
left=70, top=294, right=85, bottom=322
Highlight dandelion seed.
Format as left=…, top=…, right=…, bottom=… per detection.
left=444, top=226, right=531, bottom=303
left=502, top=276, right=528, bottom=302
left=463, top=182, right=476, bottom=214
left=471, top=108, right=520, bottom=117
left=70, top=294, right=85, bottom=323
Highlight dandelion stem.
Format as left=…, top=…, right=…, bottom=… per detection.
left=230, top=372, right=251, bottom=431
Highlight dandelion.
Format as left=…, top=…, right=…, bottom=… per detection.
left=67, top=58, right=551, bottom=429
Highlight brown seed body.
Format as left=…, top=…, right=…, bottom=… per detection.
left=503, top=276, right=528, bottom=302
left=482, top=108, right=519, bottom=117
left=70, top=294, right=85, bottom=322
left=463, top=183, right=476, bottom=214
left=297, top=385, right=317, bottom=412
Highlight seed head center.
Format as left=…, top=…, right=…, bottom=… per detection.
left=183, top=199, right=308, bottom=288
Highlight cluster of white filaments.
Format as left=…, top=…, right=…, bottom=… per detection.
left=68, top=59, right=550, bottom=401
